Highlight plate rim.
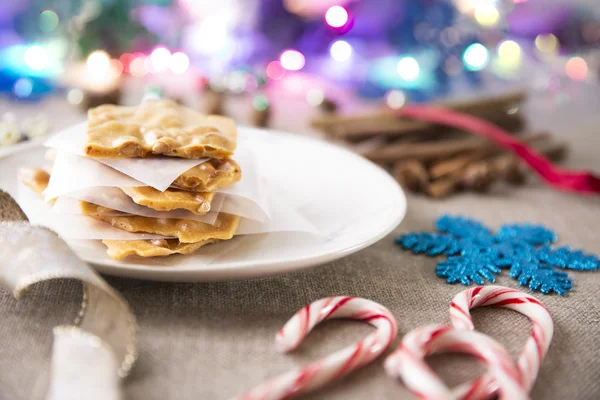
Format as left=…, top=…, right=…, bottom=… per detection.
left=2, top=126, right=407, bottom=282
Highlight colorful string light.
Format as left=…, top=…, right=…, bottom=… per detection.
left=463, top=43, right=489, bottom=71
left=170, top=52, right=189, bottom=74
left=396, top=57, right=420, bottom=82
left=330, top=40, right=352, bottom=62
left=565, top=57, right=588, bottom=81
left=266, top=61, right=286, bottom=80
left=325, top=6, right=349, bottom=28
left=280, top=49, right=305, bottom=71
left=24, top=46, right=48, bottom=71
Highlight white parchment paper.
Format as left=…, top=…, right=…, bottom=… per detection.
left=18, top=183, right=171, bottom=240
left=53, top=188, right=224, bottom=224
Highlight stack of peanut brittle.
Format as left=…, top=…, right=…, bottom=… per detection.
left=20, top=99, right=246, bottom=260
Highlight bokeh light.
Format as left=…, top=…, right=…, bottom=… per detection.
left=67, top=88, right=84, bottom=105
left=187, top=16, right=230, bottom=55
left=87, top=50, right=110, bottom=73
left=227, top=71, right=247, bottom=93
left=24, top=45, right=48, bottom=71
left=253, top=94, right=269, bottom=111
left=329, top=40, right=352, bottom=62
left=39, top=9, right=59, bottom=33
left=151, top=47, right=171, bottom=72
left=170, top=52, right=189, bottom=74
left=325, top=6, right=348, bottom=28
left=129, top=54, right=146, bottom=77
left=306, top=88, right=324, bottom=106
left=13, top=78, right=33, bottom=98
left=535, top=34, right=559, bottom=54
left=386, top=90, right=406, bottom=109
left=497, top=40, right=521, bottom=67
left=266, top=61, right=286, bottom=80
left=280, top=49, right=305, bottom=71
left=119, top=53, right=133, bottom=73
left=463, top=43, right=489, bottom=71
left=396, top=57, right=420, bottom=82
left=565, top=57, right=588, bottom=81
left=474, top=3, right=499, bottom=27
left=85, top=50, right=121, bottom=89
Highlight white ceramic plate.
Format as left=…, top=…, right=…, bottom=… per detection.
left=0, top=127, right=406, bottom=281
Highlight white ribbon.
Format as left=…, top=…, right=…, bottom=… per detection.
left=0, top=190, right=136, bottom=400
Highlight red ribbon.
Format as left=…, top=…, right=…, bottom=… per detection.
left=396, top=105, right=600, bottom=194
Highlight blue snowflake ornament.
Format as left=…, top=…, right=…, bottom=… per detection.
left=395, top=215, right=599, bottom=295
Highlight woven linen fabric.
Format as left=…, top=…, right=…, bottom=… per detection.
left=1, top=185, right=599, bottom=400
left=1, top=91, right=600, bottom=399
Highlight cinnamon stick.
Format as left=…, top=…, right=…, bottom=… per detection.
left=424, top=140, right=567, bottom=199
left=365, top=131, right=544, bottom=164
left=312, top=91, right=526, bottom=138
left=428, top=132, right=550, bottom=179
left=393, top=160, right=429, bottom=192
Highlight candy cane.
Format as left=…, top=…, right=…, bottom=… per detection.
left=385, top=324, right=528, bottom=400
left=449, top=286, right=553, bottom=400
left=233, top=296, right=398, bottom=400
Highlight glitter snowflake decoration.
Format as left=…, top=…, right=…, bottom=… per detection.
left=396, top=215, right=599, bottom=295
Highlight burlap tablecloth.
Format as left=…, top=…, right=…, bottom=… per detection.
left=1, top=91, right=599, bottom=399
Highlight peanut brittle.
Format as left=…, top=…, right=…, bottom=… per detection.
left=80, top=202, right=240, bottom=243
left=121, top=186, right=215, bottom=215
left=174, top=158, right=241, bottom=191
left=85, top=99, right=236, bottom=159
left=103, top=238, right=216, bottom=260
left=18, top=167, right=234, bottom=259
left=19, top=167, right=50, bottom=196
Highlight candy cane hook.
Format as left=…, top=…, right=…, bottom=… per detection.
left=385, top=324, right=529, bottom=400
left=233, top=296, right=398, bottom=400
left=449, top=286, right=553, bottom=400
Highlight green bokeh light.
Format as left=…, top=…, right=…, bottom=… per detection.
left=40, top=10, right=59, bottom=33
left=253, top=94, right=269, bottom=111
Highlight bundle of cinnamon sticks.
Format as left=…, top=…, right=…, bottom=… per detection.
left=311, top=91, right=568, bottom=198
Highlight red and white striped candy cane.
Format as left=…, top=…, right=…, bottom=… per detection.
left=449, top=286, right=553, bottom=400
left=385, top=324, right=528, bottom=400
left=233, top=296, right=398, bottom=400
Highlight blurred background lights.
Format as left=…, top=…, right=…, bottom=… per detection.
left=24, top=45, right=48, bottom=71
left=306, top=88, right=324, bottom=106
left=266, top=60, right=286, bottom=80
left=169, top=52, right=189, bottom=74
left=497, top=40, right=521, bottom=67
left=565, top=57, right=588, bottom=81
left=13, top=78, right=33, bottom=98
left=187, top=15, right=230, bottom=55
left=330, top=40, right=352, bottom=62
left=39, top=9, right=59, bottom=33
left=386, top=89, right=406, bottom=109
left=227, top=71, right=247, bottom=93
left=252, top=94, right=269, bottom=111
left=463, top=43, right=489, bottom=71
left=129, top=55, right=146, bottom=77
left=67, top=88, right=84, bottom=105
left=535, top=34, right=559, bottom=54
left=150, top=47, right=171, bottom=72
left=280, top=49, right=305, bottom=71
left=396, top=57, right=420, bottom=81
left=87, top=50, right=110, bottom=72
left=325, top=6, right=348, bottom=28
left=474, top=3, right=500, bottom=27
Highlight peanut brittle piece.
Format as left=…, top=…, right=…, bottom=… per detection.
left=18, top=167, right=50, bottom=196
left=121, top=186, right=215, bottom=215
left=103, top=238, right=216, bottom=260
left=81, top=202, right=240, bottom=243
left=85, top=99, right=236, bottom=159
left=173, top=158, right=241, bottom=191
